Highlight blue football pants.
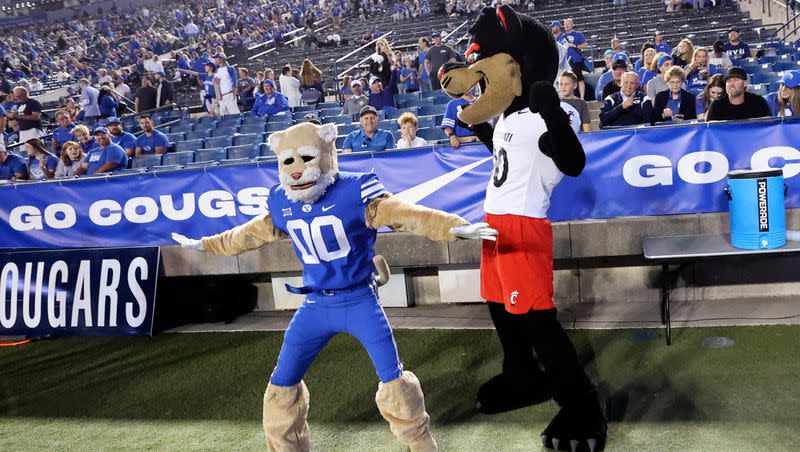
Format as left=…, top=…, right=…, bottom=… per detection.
left=269, top=286, right=404, bottom=386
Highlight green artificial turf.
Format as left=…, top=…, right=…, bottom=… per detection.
left=1, top=326, right=799, bottom=451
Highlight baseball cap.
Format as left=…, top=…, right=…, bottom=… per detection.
left=93, top=126, right=109, bottom=135
left=613, top=52, right=629, bottom=64
left=105, top=116, right=121, bottom=125
left=603, top=49, right=615, bottom=58
left=724, top=67, right=748, bottom=81
left=359, top=105, right=378, bottom=117
left=262, top=78, right=275, bottom=88
left=550, top=21, right=562, bottom=28
left=431, top=31, right=441, bottom=38
left=612, top=59, right=628, bottom=70
left=729, top=26, right=740, bottom=33
left=213, top=53, right=228, bottom=59
left=779, top=70, right=800, bottom=88
left=350, top=79, right=362, bottom=88
left=370, top=77, right=382, bottom=86
left=303, top=113, right=321, bottom=125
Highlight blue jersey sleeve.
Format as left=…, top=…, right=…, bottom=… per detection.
left=358, top=173, right=389, bottom=205
left=441, top=100, right=457, bottom=130
left=154, top=132, right=169, bottom=148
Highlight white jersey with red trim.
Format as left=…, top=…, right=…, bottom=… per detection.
left=484, top=108, right=564, bottom=218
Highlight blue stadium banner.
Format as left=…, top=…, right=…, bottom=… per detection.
left=2, top=119, right=800, bottom=250
left=0, top=247, right=160, bottom=336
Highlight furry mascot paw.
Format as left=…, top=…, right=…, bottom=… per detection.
left=440, top=5, right=605, bottom=450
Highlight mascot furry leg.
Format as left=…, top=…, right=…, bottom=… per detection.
left=439, top=5, right=607, bottom=451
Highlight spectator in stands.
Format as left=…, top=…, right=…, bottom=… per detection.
left=696, top=74, right=725, bottom=120
left=77, top=79, right=98, bottom=124
left=23, top=137, right=58, bottom=180
left=51, top=110, right=76, bottom=153
left=396, top=112, right=428, bottom=148
left=303, top=113, right=322, bottom=125
left=369, top=39, right=394, bottom=88
left=342, top=79, right=370, bottom=115
left=557, top=18, right=589, bottom=99
left=650, top=66, right=697, bottom=125
left=144, top=52, right=165, bottom=75
left=54, top=141, right=85, bottom=179
left=706, top=67, right=770, bottom=121
left=709, top=40, right=734, bottom=68
left=75, top=126, right=129, bottom=176
left=29, top=77, right=43, bottom=92
left=549, top=21, right=561, bottom=39
left=214, top=53, right=240, bottom=115
left=134, top=115, right=169, bottom=156
left=400, top=56, right=420, bottom=93
left=341, top=106, right=396, bottom=153
left=684, top=47, right=712, bottom=92
left=441, top=88, right=478, bottom=149
left=299, top=59, right=325, bottom=104
left=559, top=71, right=591, bottom=133
left=652, top=31, right=671, bottom=54
left=70, top=124, right=97, bottom=153
left=665, top=0, right=683, bottom=12
left=64, top=97, right=81, bottom=122
left=597, top=54, right=629, bottom=100
left=646, top=54, right=674, bottom=96
left=599, top=72, right=650, bottom=128
left=279, top=65, right=302, bottom=108
left=8, top=86, right=43, bottom=143
left=251, top=79, right=291, bottom=117
left=610, top=37, right=623, bottom=54
left=601, top=49, right=615, bottom=73
left=135, top=75, right=158, bottom=113
left=723, top=27, right=752, bottom=64
left=107, top=117, right=137, bottom=157
left=671, top=39, right=693, bottom=68
left=154, top=72, right=175, bottom=109
left=765, top=70, right=800, bottom=117
left=340, top=75, right=354, bottom=101
left=426, top=32, right=458, bottom=90
left=634, top=45, right=655, bottom=75
left=0, top=100, right=5, bottom=143
left=4, top=117, right=19, bottom=145
left=368, top=72, right=399, bottom=111
left=417, top=37, right=432, bottom=92
left=98, top=86, right=119, bottom=118
left=237, top=68, right=257, bottom=111
left=0, top=143, right=27, bottom=182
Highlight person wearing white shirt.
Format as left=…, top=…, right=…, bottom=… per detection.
left=395, top=112, right=428, bottom=149
left=143, top=54, right=165, bottom=75
left=278, top=65, right=302, bottom=108
left=29, top=78, right=44, bottom=92
left=213, top=53, right=240, bottom=115
left=185, top=20, right=199, bottom=36
left=115, top=79, right=131, bottom=99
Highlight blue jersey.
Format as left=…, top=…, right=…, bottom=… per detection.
left=268, top=172, right=388, bottom=291
left=112, top=132, right=137, bottom=151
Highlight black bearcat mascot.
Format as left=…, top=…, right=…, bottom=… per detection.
left=439, top=5, right=607, bottom=452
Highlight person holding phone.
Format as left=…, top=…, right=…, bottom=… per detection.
left=650, top=65, right=697, bottom=125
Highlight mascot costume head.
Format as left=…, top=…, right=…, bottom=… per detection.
left=440, top=6, right=605, bottom=452
left=268, top=122, right=339, bottom=203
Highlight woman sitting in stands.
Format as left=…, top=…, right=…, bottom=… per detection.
left=299, top=59, right=325, bottom=103
left=396, top=112, right=428, bottom=149
left=70, top=124, right=98, bottom=154
left=23, top=138, right=59, bottom=180
left=765, top=70, right=800, bottom=118
left=650, top=65, right=697, bottom=125
left=696, top=74, right=725, bottom=120
left=645, top=53, right=673, bottom=96
left=671, top=38, right=694, bottom=68
left=55, top=140, right=85, bottom=179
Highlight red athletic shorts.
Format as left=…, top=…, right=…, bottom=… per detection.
left=480, top=213, right=555, bottom=314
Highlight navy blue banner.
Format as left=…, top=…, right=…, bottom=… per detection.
left=0, top=247, right=160, bottom=336
left=2, top=119, right=800, bottom=249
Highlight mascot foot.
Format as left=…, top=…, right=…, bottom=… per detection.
left=540, top=391, right=607, bottom=452
left=476, top=372, right=553, bottom=414
left=263, top=381, right=311, bottom=452
left=375, top=371, right=438, bottom=452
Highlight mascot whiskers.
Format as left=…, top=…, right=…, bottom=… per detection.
left=172, top=122, right=497, bottom=451
left=439, top=6, right=607, bottom=452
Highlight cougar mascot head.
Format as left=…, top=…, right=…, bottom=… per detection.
left=268, top=122, right=339, bottom=203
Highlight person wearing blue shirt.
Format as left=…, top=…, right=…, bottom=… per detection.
left=342, top=106, right=396, bottom=153
left=765, top=70, right=800, bottom=117
left=0, top=145, right=28, bottom=181
left=441, top=91, right=478, bottom=149
left=556, top=19, right=589, bottom=99
left=399, top=58, right=419, bottom=93
left=70, top=124, right=99, bottom=154
left=653, top=31, right=671, bottom=55
left=107, top=117, right=138, bottom=157
left=51, top=111, right=76, bottom=154
left=135, top=115, right=169, bottom=156
left=596, top=53, right=629, bottom=101
left=417, top=38, right=431, bottom=92
left=251, top=79, right=291, bottom=117
left=98, top=86, right=119, bottom=118
left=723, top=27, right=751, bottom=64
left=24, top=137, right=59, bottom=180
left=75, top=127, right=129, bottom=175
left=368, top=71, right=399, bottom=111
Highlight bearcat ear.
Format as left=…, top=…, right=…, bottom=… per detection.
left=496, top=5, right=522, bottom=34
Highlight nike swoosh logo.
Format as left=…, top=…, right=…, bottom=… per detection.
left=322, top=204, right=335, bottom=212
left=395, top=156, right=493, bottom=204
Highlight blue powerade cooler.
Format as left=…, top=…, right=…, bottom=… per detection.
left=725, top=169, right=786, bottom=250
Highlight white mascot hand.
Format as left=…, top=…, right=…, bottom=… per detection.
left=171, top=232, right=206, bottom=251
left=371, top=53, right=384, bottom=64
left=450, top=222, right=499, bottom=241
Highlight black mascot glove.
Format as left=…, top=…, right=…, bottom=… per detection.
left=468, top=122, right=495, bottom=152
left=528, top=81, right=563, bottom=121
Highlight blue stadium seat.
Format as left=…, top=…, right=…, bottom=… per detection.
left=379, top=119, right=396, bottom=130
left=184, top=160, right=220, bottom=169
left=234, top=133, right=263, bottom=146
left=216, top=114, right=241, bottom=127
left=322, top=115, right=352, bottom=125
left=417, top=116, right=436, bottom=129
left=227, top=145, right=260, bottom=160
left=759, top=55, right=780, bottom=65
left=268, top=113, right=293, bottom=123
left=419, top=90, right=441, bottom=98
left=175, top=139, right=205, bottom=153
left=151, top=164, right=184, bottom=172
left=394, top=92, right=421, bottom=103
left=240, top=116, right=267, bottom=126
left=166, top=132, right=186, bottom=142
left=204, top=136, right=233, bottom=148
left=317, top=102, right=341, bottom=109
left=220, top=157, right=251, bottom=165
left=416, top=127, right=447, bottom=142
left=131, top=154, right=163, bottom=169
left=259, top=143, right=271, bottom=156
left=195, top=148, right=228, bottom=162
left=293, top=105, right=318, bottom=113
left=385, top=106, right=419, bottom=119
left=185, top=129, right=210, bottom=140
left=773, top=61, right=797, bottom=72
left=168, top=123, right=193, bottom=134
left=320, top=107, right=342, bottom=117
left=267, top=122, right=291, bottom=132
left=419, top=105, right=447, bottom=116
left=432, top=95, right=452, bottom=105
left=337, top=123, right=360, bottom=135
left=751, top=72, right=780, bottom=85
left=747, top=83, right=769, bottom=96
left=335, top=136, right=347, bottom=149
left=238, top=123, right=266, bottom=134
left=162, top=151, right=195, bottom=166
left=211, top=126, right=237, bottom=137
left=404, top=99, right=433, bottom=108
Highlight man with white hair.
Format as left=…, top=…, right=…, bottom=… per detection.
left=599, top=71, right=651, bottom=128
left=8, top=87, right=44, bottom=142
left=213, top=53, right=240, bottom=115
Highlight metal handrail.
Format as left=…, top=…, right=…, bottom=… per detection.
left=335, top=31, right=393, bottom=63
left=768, top=10, right=800, bottom=40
